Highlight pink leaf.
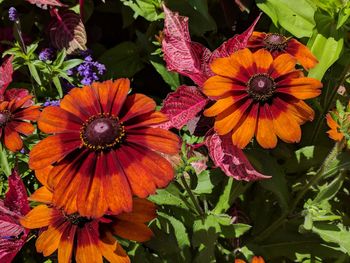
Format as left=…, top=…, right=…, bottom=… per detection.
left=26, top=0, right=66, bottom=8
left=4, top=89, right=33, bottom=106
left=0, top=57, right=13, bottom=97
left=4, top=169, right=30, bottom=216
left=205, top=133, right=270, bottom=181
left=160, top=85, right=208, bottom=130
left=162, top=5, right=211, bottom=86
left=48, top=11, right=87, bottom=54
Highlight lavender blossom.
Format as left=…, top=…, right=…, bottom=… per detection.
left=39, top=48, right=55, bottom=61
left=8, top=7, right=18, bottom=22
left=43, top=99, right=60, bottom=107
left=76, top=55, right=106, bottom=85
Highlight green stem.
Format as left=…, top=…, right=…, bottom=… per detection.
left=180, top=174, right=204, bottom=216
left=0, top=144, right=11, bottom=176
left=255, top=142, right=342, bottom=242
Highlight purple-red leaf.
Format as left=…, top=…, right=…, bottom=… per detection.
left=162, top=5, right=211, bottom=86
left=4, top=89, right=33, bottom=106
left=160, top=85, right=208, bottom=130
left=206, top=133, right=270, bottom=181
left=4, top=169, right=30, bottom=216
left=26, top=0, right=66, bottom=8
left=0, top=57, right=13, bottom=97
left=48, top=11, right=87, bottom=54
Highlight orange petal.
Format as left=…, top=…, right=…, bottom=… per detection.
left=277, top=77, right=322, bottom=99
left=58, top=225, right=77, bottom=263
left=125, top=111, right=168, bottom=129
left=76, top=226, right=103, bottom=263
left=10, top=121, right=34, bottom=135
left=230, top=48, right=255, bottom=75
left=287, top=100, right=314, bottom=124
left=36, top=222, right=66, bottom=256
left=35, top=166, right=53, bottom=187
left=210, top=56, right=247, bottom=83
left=234, top=260, right=246, bottom=263
left=13, top=106, right=41, bottom=121
left=270, top=53, right=297, bottom=79
left=252, top=256, right=265, bottom=263
left=116, top=198, right=156, bottom=223
left=29, top=186, right=53, bottom=204
left=20, top=205, right=54, bottom=229
left=126, top=128, right=180, bottom=155
left=113, top=220, right=154, bottom=242
left=99, top=240, right=130, bottom=263
left=253, top=49, right=273, bottom=73
left=287, top=39, right=318, bottom=70
left=120, top=94, right=156, bottom=122
left=204, top=95, right=246, bottom=117
left=29, top=133, right=81, bottom=170
left=203, top=75, right=236, bottom=97
left=231, top=103, right=258, bottom=149
left=4, top=126, right=22, bottom=152
left=256, top=104, right=277, bottom=149
left=38, top=106, right=82, bottom=134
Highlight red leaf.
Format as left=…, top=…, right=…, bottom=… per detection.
left=0, top=57, right=13, bottom=97
left=4, top=89, right=33, bottom=106
left=160, top=85, right=208, bottom=130
left=205, top=133, right=270, bottom=181
left=48, top=11, right=87, bottom=54
left=162, top=5, right=211, bottom=87
left=4, top=169, right=30, bottom=216
left=26, top=0, right=66, bottom=8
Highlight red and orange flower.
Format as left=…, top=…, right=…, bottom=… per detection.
left=203, top=48, right=322, bottom=149
left=0, top=95, right=40, bottom=152
left=20, top=175, right=156, bottom=263
left=326, top=113, right=344, bottom=141
left=29, top=79, right=179, bottom=218
left=235, top=256, right=265, bottom=263
left=247, top=31, right=318, bottom=70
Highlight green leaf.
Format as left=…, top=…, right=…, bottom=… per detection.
left=337, top=4, right=350, bottom=29
left=256, top=0, right=316, bottom=38
left=0, top=145, right=11, bottom=176
left=216, top=215, right=252, bottom=238
left=312, top=174, right=345, bottom=204
left=193, top=170, right=214, bottom=195
left=121, top=0, right=163, bottom=21
left=61, top=59, right=84, bottom=71
left=27, top=63, right=42, bottom=85
left=52, top=76, right=63, bottom=98
left=150, top=60, right=180, bottom=90
left=99, top=41, right=144, bottom=78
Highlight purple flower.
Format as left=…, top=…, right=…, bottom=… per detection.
left=8, top=7, right=18, bottom=22
left=39, top=48, right=54, bottom=61
left=43, top=99, right=60, bottom=107
left=75, top=55, right=106, bottom=85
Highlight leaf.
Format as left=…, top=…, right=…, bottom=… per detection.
left=193, top=170, right=214, bottom=195
left=205, top=133, right=270, bottom=181
left=4, top=89, right=32, bottom=106
left=312, top=174, right=345, bottom=204
left=48, top=11, right=87, bottom=54
left=26, top=0, right=66, bottom=7
left=150, top=60, right=180, bottom=90
left=162, top=4, right=211, bottom=86
left=159, top=85, right=207, bottom=130
left=0, top=56, right=13, bottom=97
left=99, top=41, right=144, bottom=78
left=121, top=0, right=164, bottom=21
left=256, top=0, right=316, bottom=38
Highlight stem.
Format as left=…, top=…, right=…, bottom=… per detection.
left=255, top=142, right=342, bottom=242
left=180, top=174, right=204, bottom=216
left=0, top=144, right=11, bottom=176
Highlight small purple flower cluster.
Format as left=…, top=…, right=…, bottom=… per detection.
left=75, top=54, right=106, bottom=85
left=43, top=99, right=60, bottom=107
left=39, top=48, right=55, bottom=61
left=8, top=7, right=18, bottom=22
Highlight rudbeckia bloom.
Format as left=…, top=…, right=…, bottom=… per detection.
left=20, top=179, right=156, bottom=263
left=326, top=113, right=344, bottom=141
left=235, top=256, right=265, bottom=263
left=247, top=31, right=318, bottom=70
left=203, top=48, right=322, bottom=149
left=29, top=79, right=179, bottom=217
left=0, top=95, right=40, bottom=152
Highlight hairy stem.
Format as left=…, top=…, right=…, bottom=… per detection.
left=180, top=174, right=204, bottom=216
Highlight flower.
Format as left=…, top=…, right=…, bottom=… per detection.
left=203, top=48, right=322, bottom=149
left=43, top=99, right=60, bottom=107
left=29, top=79, right=180, bottom=217
left=0, top=95, right=40, bottom=152
left=76, top=55, right=106, bottom=85
left=326, top=113, right=344, bottom=141
left=235, top=256, right=265, bottom=263
left=39, top=48, right=55, bottom=61
left=20, top=174, right=156, bottom=263
left=8, top=7, right=18, bottom=22
left=247, top=31, right=318, bottom=70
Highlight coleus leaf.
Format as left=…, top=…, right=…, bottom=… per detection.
left=162, top=4, right=211, bottom=87
left=0, top=56, right=13, bottom=97
left=4, top=88, right=33, bottom=106
left=48, top=11, right=87, bottom=54
left=26, top=0, right=66, bottom=8
left=205, top=133, right=270, bottom=181
left=160, top=85, right=208, bottom=130
left=0, top=169, right=30, bottom=263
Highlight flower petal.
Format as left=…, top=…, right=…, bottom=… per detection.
left=20, top=205, right=54, bottom=229
left=75, top=224, right=103, bottom=263
left=58, top=225, right=76, bottom=263
left=120, top=94, right=156, bottom=122
left=9, top=121, right=34, bottom=135
left=116, top=199, right=156, bottom=223
left=256, top=104, right=277, bottom=149
left=203, top=76, right=245, bottom=97
left=270, top=53, right=297, bottom=79
left=277, top=77, right=322, bottom=99
left=253, top=49, right=273, bottom=73
left=29, top=186, right=53, bottom=204
left=113, top=221, right=153, bottom=242
left=13, top=106, right=40, bottom=121
left=286, top=38, right=318, bottom=70
left=4, top=127, right=22, bottom=152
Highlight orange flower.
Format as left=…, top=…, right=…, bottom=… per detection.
left=235, top=256, right=265, bottom=263
left=326, top=113, right=344, bottom=141
left=248, top=31, right=318, bottom=70
left=0, top=95, right=40, bottom=152
left=29, top=79, right=180, bottom=217
left=203, top=48, right=322, bottom=149
left=20, top=178, right=156, bottom=263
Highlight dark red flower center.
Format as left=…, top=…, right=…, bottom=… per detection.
left=0, top=110, right=11, bottom=127
left=247, top=74, right=276, bottom=101
left=263, top=33, right=288, bottom=51
left=65, top=213, right=92, bottom=228
left=80, top=113, right=125, bottom=151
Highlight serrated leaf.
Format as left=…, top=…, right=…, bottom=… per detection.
left=49, top=11, right=87, bottom=54
left=0, top=56, right=13, bottom=97
left=121, top=0, right=163, bottom=21
left=26, top=0, right=66, bottom=7
left=159, top=85, right=207, bottom=130
left=193, top=170, right=214, bottom=195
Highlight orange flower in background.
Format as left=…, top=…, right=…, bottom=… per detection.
left=326, top=113, right=344, bottom=141
left=235, top=256, right=265, bottom=263
left=0, top=95, right=40, bottom=152
left=247, top=31, right=318, bottom=70
left=21, top=181, right=156, bottom=263
left=203, top=48, right=322, bottom=149
left=29, top=79, right=180, bottom=218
